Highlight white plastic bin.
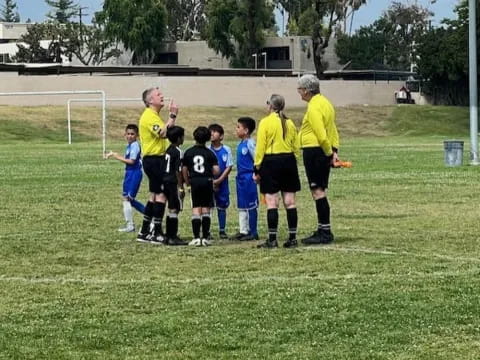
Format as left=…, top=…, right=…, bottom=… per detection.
left=443, top=140, right=464, bottom=167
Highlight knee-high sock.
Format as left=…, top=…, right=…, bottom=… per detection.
left=217, top=208, right=227, bottom=233
left=166, top=213, right=178, bottom=238
left=130, top=199, right=145, bottom=214
left=152, top=202, right=166, bottom=236
left=247, top=208, right=258, bottom=237
left=192, top=215, right=201, bottom=239
left=140, top=201, right=154, bottom=234
left=122, top=200, right=134, bottom=227
left=201, top=213, right=211, bottom=239
left=286, top=208, right=298, bottom=240
left=316, top=197, right=331, bottom=231
left=267, top=208, right=279, bottom=242
left=239, top=210, right=249, bottom=234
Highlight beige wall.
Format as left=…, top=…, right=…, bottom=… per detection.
left=0, top=73, right=404, bottom=107
left=0, top=22, right=28, bottom=40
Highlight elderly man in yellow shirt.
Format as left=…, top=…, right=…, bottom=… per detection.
left=297, top=74, right=339, bottom=245
left=136, top=87, right=178, bottom=244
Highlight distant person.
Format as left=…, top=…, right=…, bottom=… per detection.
left=163, top=126, right=188, bottom=245
left=297, top=74, right=339, bottom=245
left=253, top=94, right=300, bottom=248
left=231, top=117, right=259, bottom=241
left=182, top=126, right=220, bottom=246
left=137, top=87, right=178, bottom=244
left=208, top=123, right=233, bottom=239
left=106, top=124, right=145, bottom=233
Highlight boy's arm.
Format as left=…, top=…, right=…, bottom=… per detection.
left=212, top=164, right=221, bottom=177
left=181, top=165, right=190, bottom=186
left=213, top=166, right=232, bottom=185
left=105, top=151, right=135, bottom=165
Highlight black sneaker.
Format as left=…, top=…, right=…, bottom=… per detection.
left=239, top=233, right=255, bottom=241
left=219, top=231, right=229, bottom=239
left=136, top=232, right=150, bottom=243
left=318, top=230, right=334, bottom=244
left=230, top=232, right=247, bottom=240
left=257, top=240, right=278, bottom=248
left=167, top=236, right=188, bottom=246
left=150, top=234, right=165, bottom=245
left=283, top=239, right=298, bottom=248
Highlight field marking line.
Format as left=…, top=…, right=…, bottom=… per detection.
left=0, top=268, right=479, bottom=287
left=302, top=245, right=480, bottom=264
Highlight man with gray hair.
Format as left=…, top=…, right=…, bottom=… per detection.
left=136, top=87, right=178, bottom=244
left=297, top=74, right=339, bottom=244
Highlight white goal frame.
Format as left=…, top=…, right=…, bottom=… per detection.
left=0, top=90, right=106, bottom=155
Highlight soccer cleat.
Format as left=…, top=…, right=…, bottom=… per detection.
left=318, top=230, right=335, bottom=244
left=301, top=230, right=334, bottom=245
left=219, top=231, right=229, bottom=239
left=200, top=239, right=213, bottom=246
left=239, top=233, right=256, bottom=241
left=283, top=239, right=298, bottom=248
left=189, top=238, right=202, bottom=246
left=166, top=236, right=188, bottom=246
left=149, top=236, right=165, bottom=245
left=118, top=225, right=135, bottom=233
left=230, top=232, right=247, bottom=241
left=256, top=240, right=278, bottom=248
left=136, top=232, right=150, bottom=243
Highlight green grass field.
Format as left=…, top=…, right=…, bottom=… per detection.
left=1, top=105, right=479, bottom=359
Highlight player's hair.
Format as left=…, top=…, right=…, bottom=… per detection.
left=167, top=126, right=185, bottom=144
left=142, top=87, right=158, bottom=107
left=193, top=126, right=211, bottom=145
left=298, top=74, right=320, bottom=95
left=237, top=117, right=256, bottom=135
left=269, top=94, right=288, bottom=139
left=125, top=124, right=139, bottom=134
left=208, top=123, right=224, bottom=136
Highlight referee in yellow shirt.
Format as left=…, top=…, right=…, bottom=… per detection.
left=253, top=94, right=301, bottom=248
left=136, top=87, right=178, bottom=244
left=297, top=74, right=339, bottom=245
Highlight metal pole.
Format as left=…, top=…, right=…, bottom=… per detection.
left=468, top=0, right=479, bottom=165
left=67, top=100, right=72, bottom=144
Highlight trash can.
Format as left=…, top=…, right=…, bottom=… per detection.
left=443, top=140, right=464, bottom=167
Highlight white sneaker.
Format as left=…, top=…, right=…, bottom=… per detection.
left=118, top=225, right=135, bottom=233
left=201, top=238, right=212, bottom=246
left=189, top=238, right=202, bottom=246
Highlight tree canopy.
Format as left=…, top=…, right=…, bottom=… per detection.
left=45, top=0, right=78, bottom=23
left=0, top=0, right=20, bottom=22
left=98, top=0, right=167, bottom=64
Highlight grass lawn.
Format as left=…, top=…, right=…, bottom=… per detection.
left=0, top=104, right=479, bottom=359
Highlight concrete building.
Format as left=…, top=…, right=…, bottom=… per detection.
left=0, top=21, right=341, bottom=72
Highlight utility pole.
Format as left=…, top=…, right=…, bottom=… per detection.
left=468, top=0, right=478, bottom=164
left=78, top=6, right=89, bottom=45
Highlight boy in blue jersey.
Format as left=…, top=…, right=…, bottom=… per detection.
left=232, top=117, right=259, bottom=241
left=106, top=124, right=145, bottom=232
left=208, top=124, right=234, bottom=239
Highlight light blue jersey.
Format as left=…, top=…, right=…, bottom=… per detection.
left=123, top=141, right=142, bottom=199
left=210, top=144, right=233, bottom=209
left=125, top=141, right=142, bottom=171
left=236, top=138, right=258, bottom=209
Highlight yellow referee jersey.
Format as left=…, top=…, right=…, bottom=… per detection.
left=254, top=112, right=299, bottom=167
left=138, top=108, right=169, bottom=156
left=299, top=94, right=339, bottom=156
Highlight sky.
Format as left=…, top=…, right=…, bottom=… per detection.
left=15, top=0, right=460, bottom=30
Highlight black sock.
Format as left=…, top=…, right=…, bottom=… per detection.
left=316, top=197, right=330, bottom=231
left=192, top=216, right=201, bottom=239
left=140, top=201, right=154, bottom=234
left=166, top=213, right=178, bottom=238
left=267, top=208, right=278, bottom=242
left=201, top=213, right=211, bottom=239
left=286, top=208, right=298, bottom=240
left=152, top=202, right=166, bottom=236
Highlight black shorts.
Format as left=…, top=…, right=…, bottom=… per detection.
left=164, top=181, right=182, bottom=212
left=259, top=153, right=301, bottom=194
left=142, top=155, right=166, bottom=194
left=190, top=177, right=214, bottom=208
left=302, top=147, right=332, bottom=190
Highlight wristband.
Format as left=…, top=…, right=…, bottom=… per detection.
left=169, top=113, right=177, bottom=119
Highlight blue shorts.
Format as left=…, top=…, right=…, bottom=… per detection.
left=215, top=181, right=230, bottom=210
left=123, top=169, right=142, bottom=199
left=236, top=173, right=258, bottom=209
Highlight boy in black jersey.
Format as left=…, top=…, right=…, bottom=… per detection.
left=182, top=126, right=220, bottom=246
left=163, top=126, right=187, bottom=246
